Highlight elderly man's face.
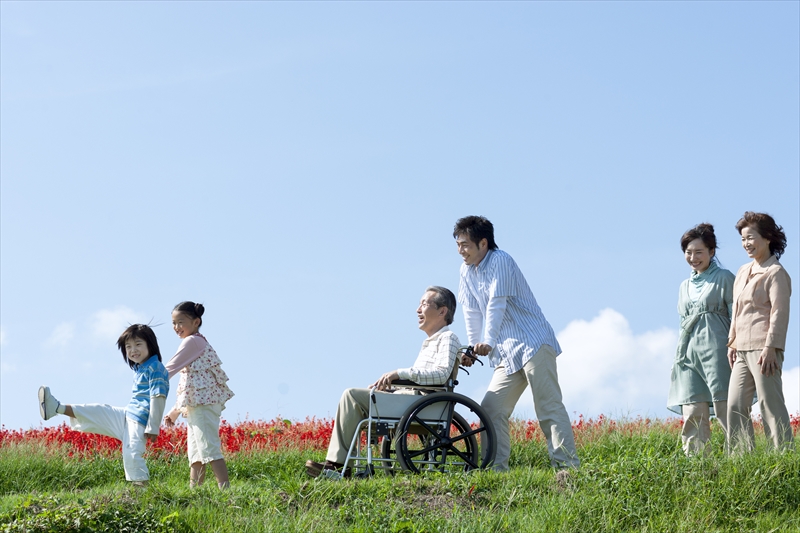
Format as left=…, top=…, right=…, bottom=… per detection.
left=417, top=290, right=446, bottom=334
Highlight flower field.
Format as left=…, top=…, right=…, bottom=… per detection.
left=0, top=417, right=335, bottom=458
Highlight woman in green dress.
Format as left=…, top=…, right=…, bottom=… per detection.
left=667, top=223, right=735, bottom=455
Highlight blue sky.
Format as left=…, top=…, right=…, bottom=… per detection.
left=2, top=1, right=798, bottom=431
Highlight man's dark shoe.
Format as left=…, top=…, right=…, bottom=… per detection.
left=305, top=460, right=351, bottom=479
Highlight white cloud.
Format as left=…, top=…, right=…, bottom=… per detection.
left=510, top=309, right=800, bottom=421
left=782, top=366, right=800, bottom=416
left=91, top=307, right=149, bottom=344
left=44, top=322, right=76, bottom=348
left=513, top=308, right=678, bottom=419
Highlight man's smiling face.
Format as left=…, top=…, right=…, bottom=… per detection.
left=456, top=233, right=488, bottom=267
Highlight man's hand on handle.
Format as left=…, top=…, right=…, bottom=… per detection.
left=461, top=344, right=489, bottom=367
left=473, top=343, right=492, bottom=356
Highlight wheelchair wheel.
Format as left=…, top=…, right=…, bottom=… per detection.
left=379, top=432, right=397, bottom=474
left=395, top=392, right=495, bottom=473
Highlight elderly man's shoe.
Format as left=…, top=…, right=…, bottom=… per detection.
left=305, top=460, right=351, bottom=479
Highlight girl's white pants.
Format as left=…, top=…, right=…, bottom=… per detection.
left=186, top=403, right=224, bottom=464
left=70, top=404, right=149, bottom=481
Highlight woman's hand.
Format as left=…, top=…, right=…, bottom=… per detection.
left=757, top=346, right=780, bottom=376
left=727, top=347, right=737, bottom=369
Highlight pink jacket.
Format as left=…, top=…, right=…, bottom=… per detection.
left=728, top=256, right=792, bottom=351
left=165, top=333, right=233, bottom=413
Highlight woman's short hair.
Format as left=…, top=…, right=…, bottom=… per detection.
left=680, top=223, right=718, bottom=257
left=426, top=286, right=457, bottom=325
left=735, top=211, right=787, bottom=259
left=117, top=324, right=162, bottom=369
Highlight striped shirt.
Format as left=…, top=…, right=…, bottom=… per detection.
left=396, top=326, right=460, bottom=385
left=126, top=355, right=170, bottom=427
left=459, top=249, right=561, bottom=374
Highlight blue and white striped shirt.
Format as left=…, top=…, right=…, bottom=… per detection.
left=458, top=249, right=561, bottom=374
left=126, top=355, right=170, bottom=427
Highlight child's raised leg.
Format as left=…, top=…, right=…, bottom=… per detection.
left=39, top=386, right=72, bottom=419
left=40, top=391, right=150, bottom=484
left=210, top=458, right=230, bottom=489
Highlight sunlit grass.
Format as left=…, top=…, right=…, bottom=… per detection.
left=1, top=415, right=798, bottom=532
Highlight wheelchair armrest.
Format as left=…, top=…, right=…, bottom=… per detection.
left=392, top=379, right=423, bottom=387
left=390, top=379, right=450, bottom=392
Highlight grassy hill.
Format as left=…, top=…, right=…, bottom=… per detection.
left=1, top=416, right=798, bottom=532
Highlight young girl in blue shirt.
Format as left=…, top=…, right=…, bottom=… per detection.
left=38, top=324, right=170, bottom=486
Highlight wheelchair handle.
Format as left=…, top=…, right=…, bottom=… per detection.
left=457, top=345, right=483, bottom=376
left=460, top=345, right=484, bottom=366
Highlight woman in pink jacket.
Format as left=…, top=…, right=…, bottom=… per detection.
left=727, top=212, right=793, bottom=452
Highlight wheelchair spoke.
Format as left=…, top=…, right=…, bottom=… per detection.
left=444, top=444, right=479, bottom=469
left=409, top=414, right=447, bottom=439
left=450, top=425, right=487, bottom=442
left=404, top=439, right=444, bottom=460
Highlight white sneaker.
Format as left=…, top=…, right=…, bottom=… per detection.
left=38, top=386, right=60, bottom=420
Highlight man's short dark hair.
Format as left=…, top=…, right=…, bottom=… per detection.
left=426, top=286, right=457, bottom=325
left=453, top=216, right=498, bottom=250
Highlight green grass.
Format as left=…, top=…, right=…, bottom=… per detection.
left=1, top=424, right=798, bottom=532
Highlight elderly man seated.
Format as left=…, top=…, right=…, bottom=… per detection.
left=305, top=285, right=461, bottom=478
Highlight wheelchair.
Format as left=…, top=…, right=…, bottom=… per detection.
left=333, top=346, right=496, bottom=478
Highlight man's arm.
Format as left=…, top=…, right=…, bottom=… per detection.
left=474, top=296, right=508, bottom=356
left=460, top=306, right=484, bottom=366
left=396, top=333, right=459, bottom=385
left=464, top=306, right=483, bottom=346
left=370, top=370, right=400, bottom=391
left=371, top=333, right=460, bottom=389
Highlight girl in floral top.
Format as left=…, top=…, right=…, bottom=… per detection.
left=164, top=301, right=234, bottom=489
